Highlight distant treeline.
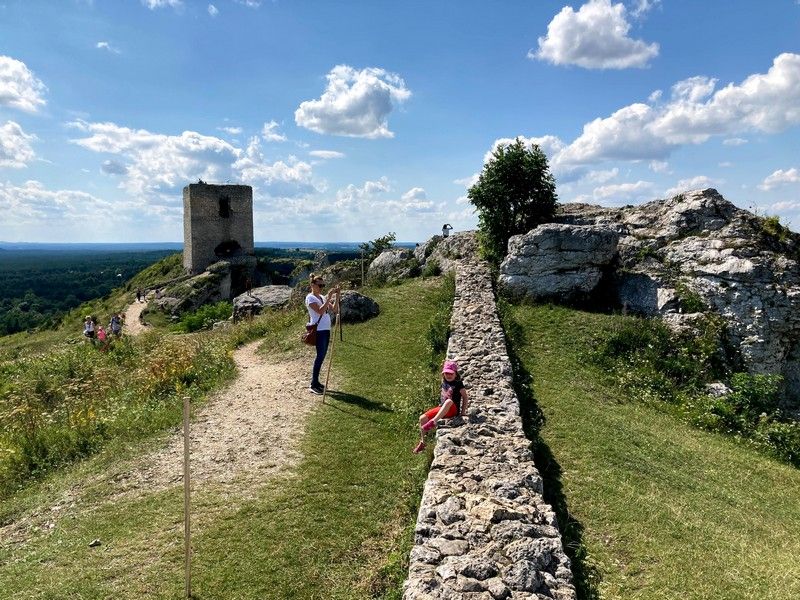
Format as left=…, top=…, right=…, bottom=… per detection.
left=0, top=250, right=175, bottom=335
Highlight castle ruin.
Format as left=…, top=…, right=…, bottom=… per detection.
left=183, top=183, right=255, bottom=274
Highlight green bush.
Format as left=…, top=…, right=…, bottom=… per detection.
left=172, top=301, right=232, bottom=333
left=421, top=259, right=441, bottom=278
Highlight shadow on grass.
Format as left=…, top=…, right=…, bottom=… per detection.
left=502, top=303, right=601, bottom=600
left=325, top=390, right=392, bottom=413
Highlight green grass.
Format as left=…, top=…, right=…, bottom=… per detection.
left=0, top=276, right=452, bottom=599
left=504, top=303, right=800, bottom=600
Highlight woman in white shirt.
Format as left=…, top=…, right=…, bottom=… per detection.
left=305, top=273, right=340, bottom=394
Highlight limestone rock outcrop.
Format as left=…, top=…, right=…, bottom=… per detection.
left=500, top=188, right=800, bottom=400
left=368, top=248, right=415, bottom=282
left=232, top=285, right=292, bottom=321
left=422, top=230, right=480, bottom=274
left=499, top=224, right=619, bottom=301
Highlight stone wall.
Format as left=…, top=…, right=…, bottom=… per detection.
left=183, top=183, right=255, bottom=274
left=403, top=261, right=575, bottom=599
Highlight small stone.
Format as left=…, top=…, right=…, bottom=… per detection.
left=88, top=539, right=101, bottom=547
left=503, top=560, right=543, bottom=592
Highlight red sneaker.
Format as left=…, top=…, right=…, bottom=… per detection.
left=412, top=441, right=426, bottom=454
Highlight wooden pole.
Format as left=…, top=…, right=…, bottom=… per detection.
left=183, top=395, right=192, bottom=599
left=321, top=299, right=341, bottom=404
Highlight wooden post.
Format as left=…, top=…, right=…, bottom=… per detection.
left=183, top=395, right=191, bottom=599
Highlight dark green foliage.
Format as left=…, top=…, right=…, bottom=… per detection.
left=421, top=259, right=441, bottom=278
left=359, top=232, right=397, bottom=263
left=0, top=250, right=177, bottom=335
left=468, top=138, right=558, bottom=265
left=761, top=215, right=790, bottom=243
left=172, top=301, right=232, bottom=332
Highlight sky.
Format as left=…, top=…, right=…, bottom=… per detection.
left=1, top=0, right=799, bottom=244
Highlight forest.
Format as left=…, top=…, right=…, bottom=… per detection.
left=0, top=249, right=176, bottom=335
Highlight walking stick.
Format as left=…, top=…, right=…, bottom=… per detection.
left=322, top=292, right=341, bottom=404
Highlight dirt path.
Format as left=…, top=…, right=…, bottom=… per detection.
left=114, top=341, right=315, bottom=497
left=1, top=341, right=319, bottom=544
left=123, top=299, right=150, bottom=336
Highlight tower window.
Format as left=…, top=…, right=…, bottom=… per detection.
left=219, top=196, right=231, bottom=218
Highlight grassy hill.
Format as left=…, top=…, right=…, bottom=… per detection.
left=503, top=303, right=800, bottom=599
left=2, top=252, right=800, bottom=599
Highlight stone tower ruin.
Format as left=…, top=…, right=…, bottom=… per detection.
left=183, top=183, right=255, bottom=275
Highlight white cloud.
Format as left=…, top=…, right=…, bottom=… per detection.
left=718, top=161, right=733, bottom=168
left=759, top=167, right=800, bottom=191
left=142, top=0, right=182, bottom=9
left=309, top=150, right=345, bottom=160
left=235, top=0, right=261, bottom=7
left=295, top=65, right=411, bottom=138
left=649, top=53, right=800, bottom=143
left=101, top=159, right=127, bottom=175
left=335, top=177, right=390, bottom=209
left=723, top=137, right=748, bottom=146
left=532, top=0, right=659, bottom=69
left=770, top=200, right=800, bottom=212
left=649, top=160, right=669, bottom=173
left=232, top=137, right=318, bottom=198
left=69, top=120, right=240, bottom=195
left=208, top=4, right=218, bottom=16
left=453, top=174, right=479, bottom=188
left=218, top=126, right=242, bottom=135
left=583, top=167, right=619, bottom=184
left=261, top=120, right=287, bottom=142
left=554, top=53, right=800, bottom=166
left=592, top=180, right=653, bottom=200
left=0, top=121, right=36, bottom=168
left=96, top=41, right=120, bottom=54
left=0, top=56, right=47, bottom=113
left=664, top=175, right=718, bottom=198
left=631, top=0, right=660, bottom=19
left=483, top=135, right=565, bottom=164
left=0, top=180, right=115, bottom=224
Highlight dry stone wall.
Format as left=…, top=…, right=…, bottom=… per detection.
left=404, top=261, right=575, bottom=600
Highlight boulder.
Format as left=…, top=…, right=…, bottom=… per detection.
left=338, top=290, right=380, bottom=323
left=554, top=189, right=800, bottom=402
left=498, top=224, right=619, bottom=301
left=232, top=285, right=292, bottom=321
left=367, top=248, right=415, bottom=282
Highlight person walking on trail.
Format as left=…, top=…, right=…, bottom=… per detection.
left=109, top=313, right=123, bottom=338
left=413, top=360, right=469, bottom=454
left=83, top=315, right=96, bottom=343
left=136, top=287, right=143, bottom=303
left=305, top=273, right=341, bottom=395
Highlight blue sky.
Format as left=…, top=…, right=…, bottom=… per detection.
left=1, top=0, right=799, bottom=243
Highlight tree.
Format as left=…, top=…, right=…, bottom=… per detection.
left=467, top=138, right=558, bottom=266
left=359, top=232, right=396, bottom=263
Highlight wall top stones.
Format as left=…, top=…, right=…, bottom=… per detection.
left=403, top=260, right=575, bottom=599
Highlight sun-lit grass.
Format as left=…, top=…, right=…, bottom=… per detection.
left=504, top=303, right=800, bottom=600
left=0, top=276, right=453, bottom=599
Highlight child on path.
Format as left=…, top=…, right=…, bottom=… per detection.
left=109, top=313, right=123, bottom=337
left=413, top=360, right=468, bottom=453
left=96, top=325, right=109, bottom=352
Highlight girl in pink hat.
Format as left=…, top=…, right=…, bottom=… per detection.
left=413, top=359, right=469, bottom=453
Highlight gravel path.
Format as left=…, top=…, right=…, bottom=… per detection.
left=122, top=298, right=150, bottom=336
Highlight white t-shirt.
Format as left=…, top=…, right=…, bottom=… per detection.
left=305, top=293, right=332, bottom=331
